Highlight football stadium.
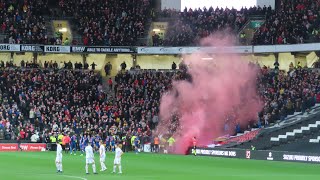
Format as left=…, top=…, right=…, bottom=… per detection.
left=1, top=0, right=320, bottom=179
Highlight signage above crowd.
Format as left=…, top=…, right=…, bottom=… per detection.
left=0, top=43, right=319, bottom=54
left=0, top=44, right=134, bottom=54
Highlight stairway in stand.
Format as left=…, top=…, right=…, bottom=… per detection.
left=102, top=75, right=115, bottom=101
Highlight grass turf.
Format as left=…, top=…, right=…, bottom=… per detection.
left=0, top=151, right=319, bottom=180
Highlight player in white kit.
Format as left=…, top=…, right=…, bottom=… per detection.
left=55, top=141, right=63, bottom=173
left=113, top=143, right=123, bottom=174
left=85, top=142, right=97, bottom=174
left=99, top=141, right=107, bottom=171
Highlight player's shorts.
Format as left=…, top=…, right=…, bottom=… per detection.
left=111, top=141, right=115, bottom=146
left=114, top=158, right=121, bottom=165
left=86, top=158, right=95, bottom=164
left=55, top=157, right=62, bottom=163
left=100, top=156, right=105, bottom=162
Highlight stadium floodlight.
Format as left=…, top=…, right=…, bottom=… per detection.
left=58, top=28, right=68, bottom=32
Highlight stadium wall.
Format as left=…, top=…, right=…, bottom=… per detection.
left=0, top=52, right=318, bottom=72
left=136, top=55, right=181, bottom=69
left=192, top=147, right=320, bottom=164
left=38, top=54, right=83, bottom=67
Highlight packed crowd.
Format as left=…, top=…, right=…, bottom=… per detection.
left=252, top=0, right=320, bottom=45
left=155, top=6, right=272, bottom=46
left=0, top=68, right=104, bottom=141
left=0, top=61, right=319, bottom=150
left=0, top=0, right=50, bottom=44
left=1, top=0, right=319, bottom=46
left=0, top=67, right=162, bottom=151
left=222, top=64, right=320, bottom=135
left=257, top=64, right=319, bottom=126
left=59, top=0, right=150, bottom=46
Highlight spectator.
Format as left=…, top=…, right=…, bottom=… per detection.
left=121, top=62, right=127, bottom=70
left=104, top=62, right=112, bottom=76
left=64, top=38, right=70, bottom=45
left=84, top=61, right=89, bottom=70
left=172, top=62, right=177, bottom=70
left=108, top=78, right=113, bottom=91
left=91, top=62, right=96, bottom=70
left=21, top=60, right=25, bottom=68
left=31, top=132, right=40, bottom=142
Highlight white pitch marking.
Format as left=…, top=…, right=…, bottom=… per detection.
left=61, top=175, right=88, bottom=180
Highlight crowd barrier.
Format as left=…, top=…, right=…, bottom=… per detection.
left=0, top=143, right=46, bottom=152
left=191, top=147, right=320, bottom=164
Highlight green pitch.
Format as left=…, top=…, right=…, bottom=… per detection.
left=0, top=152, right=319, bottom=180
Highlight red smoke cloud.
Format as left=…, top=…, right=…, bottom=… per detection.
left=156, top=35, right=263, bottom=154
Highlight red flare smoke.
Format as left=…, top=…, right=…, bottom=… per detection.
left=156, top=35, right=263, bottom=154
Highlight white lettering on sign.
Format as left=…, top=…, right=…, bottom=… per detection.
left=283, top=154, right=320, bottom=162
left=72, top=47, right=85, bottom=52
left=46, top=47, right=60, bottom=52
left=0, top=45, right=10, bottom=50
left=196, top=149, right=237, bottom=157
left=21, top=46, right=35, bottom=51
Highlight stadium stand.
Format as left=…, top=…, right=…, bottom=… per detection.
left=252, top=0, right=320, bottom=45
left=157, top=6, right=266, bottom=46
left=1, top=61, right=319, bottom=148
left=0, top=0, right=318, bottom=46
left=154, top=0, right=320, bottom=46
left=0, top=0, right=319, bottom=155
left=59, top=0, right=150, bottom=46
left=230, top=105, right=320, bottom=151
left=0, top=68, right=103, bottom=141
left=309, top=134, right=320, bottom=143
left=223, top=129, right=262, bottom=145
left=269, top=112, right=320, bottom=154
left=0, top=0, right=49, bottom=44
left=270, top=120, right=320, bottom=142
left=257, top=67, right=318, bottom=127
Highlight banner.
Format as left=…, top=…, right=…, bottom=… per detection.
left=0, top=44, right=20, bottom=52
left=0, top=143, right=46, bottom=152
left=195, top=149, right=239, bottom=157
left=44, top=45, right=70, bottom=53
left=20, top=143, right=46, bottom=151
left=137, top=46, right=253, bottom=54
left=283, top=154, right=320, bottom=163
left=71, top=46, right=134, bottom=53
left=0, top=143, right=18, bottom=151
left=193, top=147, right=320, bottom=164
left=20, top=45, right=44, bottom=52
left=0, top=43, right=318, bottom=54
